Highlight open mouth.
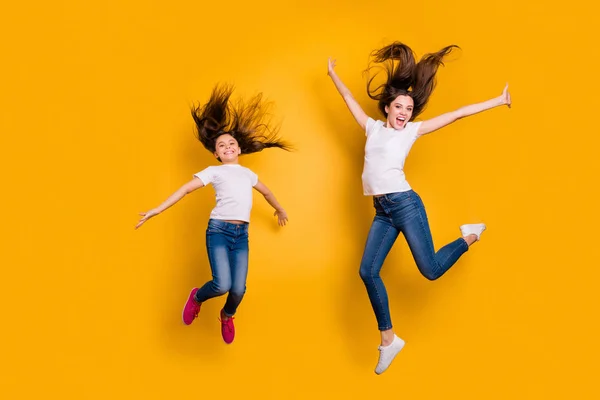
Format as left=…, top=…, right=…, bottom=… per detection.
left=396, top=116, right=406, bottom=125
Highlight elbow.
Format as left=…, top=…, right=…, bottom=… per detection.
left=450, top=110, right=462, bottom=120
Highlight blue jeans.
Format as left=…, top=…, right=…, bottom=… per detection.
left=194, top=219, right=249, bottom=317
left=359, top=190, right=469, bottom=331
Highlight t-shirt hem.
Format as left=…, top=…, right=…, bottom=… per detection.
left=210, top=216, right=251, bottom=223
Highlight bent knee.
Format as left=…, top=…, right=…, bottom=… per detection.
left=212, top=282, right=232, bottom=296
left=420, top=268, right=441, bottom=281
left=229, top=286, right=246, bottom=298
left=359, top=268, right=378, bottom=282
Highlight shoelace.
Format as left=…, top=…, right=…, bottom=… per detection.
left=192, top=301, right=201, bottom=318
left=218, top=316, right=235, bottom=332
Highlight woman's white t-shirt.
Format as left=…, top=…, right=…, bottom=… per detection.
left=194, top=164, right=258, bottom=223
left=361, top=117, right=423, bottom=196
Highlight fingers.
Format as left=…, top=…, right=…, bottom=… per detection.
left=273, top=211, right=288, bottom=226
left=275, top=212, right=288, bottom=226
left=136, top=212, right=151, bottom=229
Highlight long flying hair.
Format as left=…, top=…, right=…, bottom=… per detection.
left=191, top=84, right=291, bottom=155
left=365, top=42, right=459, bottom=119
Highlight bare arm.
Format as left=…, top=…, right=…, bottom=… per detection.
left=327, top=58, right=369, bottom=130
left=253, top=180, right=288, bottom=226
left=135, top=177, right=205, bottom=229
left=417, top=84, right=512, bottom=136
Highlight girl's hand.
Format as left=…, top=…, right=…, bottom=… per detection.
left=274, top=209, right=288, bottom=227
left=501, top=83, right=511, bottom=108
left=136, top=209, right=159, bottom=229
left=327, top=58, right=337, bottom=76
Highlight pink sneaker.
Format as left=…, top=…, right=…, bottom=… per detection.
left=182, top=288, right=201, bottom=325
left=219, top=309, right=235, bottom=344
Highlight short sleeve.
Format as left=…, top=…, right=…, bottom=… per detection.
left=194, top=167, right=214, bottom=186
left=248, top=169, right=258, bottom=186
left=366, top=117, right=386, bottom=137
left=407, top=121, right=423, bottom=138
left=365, top=117, right=377, bottom=137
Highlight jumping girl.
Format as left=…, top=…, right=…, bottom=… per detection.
left=136, top=84, right=290, bottom=344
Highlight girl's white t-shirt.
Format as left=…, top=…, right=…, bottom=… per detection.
left=361, top=117, right=423, bottom=196
left=194, top=164, right=258, bottom=223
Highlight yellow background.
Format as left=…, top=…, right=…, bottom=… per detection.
left=1, top=0, right=598, bottom=398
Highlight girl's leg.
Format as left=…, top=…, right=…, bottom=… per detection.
left=222, top=232, right=249, bottom=317
left=182, top=225, right=232, bottom=325
left=195, top=228, right=233, bottom=302
left=400, top=191, right=469, bottom=281
left=219, top=227, right=249, bottom=344
left=359, top=215, right=399, bottom=340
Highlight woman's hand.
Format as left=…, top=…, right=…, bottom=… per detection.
left=136, top=209, right=159, bottom=229
left=328, top=58, right=337, bottom=76
left=501, top=83, right=511, bottom=108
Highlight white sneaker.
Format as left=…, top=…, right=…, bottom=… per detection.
left=460, top=223, right=486, bottom=241
left=375, top=335, right=405, bottom=375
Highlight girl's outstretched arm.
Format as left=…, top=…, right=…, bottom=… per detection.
left=136, top=177, right=205, bottom=229
left=417, top=84, right=511, bottom=136
left=253, top=181, right=288, bottom=226
left=327, top=58, right=369, bottom=130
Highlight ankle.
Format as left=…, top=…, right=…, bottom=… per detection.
left=463, top=234, right=477, bottom=246
left=220, top=310, right=232, bottom=321
left=380, top=330, right=395, bottom=346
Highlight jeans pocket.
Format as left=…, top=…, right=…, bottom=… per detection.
left=207, top=223, right=225, bottom=235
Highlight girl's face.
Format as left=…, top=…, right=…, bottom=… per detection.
left=385, top=95, right=414, bottom=130
left=214, top=134, right=241, bottom=163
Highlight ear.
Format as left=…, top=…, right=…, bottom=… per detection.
left=213, top=151, right=219, bottom=159
left=384, top=104, right=389, bottom=115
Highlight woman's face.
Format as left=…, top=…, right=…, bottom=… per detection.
left=385, top=95, right=414, bottom=130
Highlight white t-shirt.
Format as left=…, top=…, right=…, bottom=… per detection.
left=194, top=164, right=259, bottom=223
left=362, top=117, right=423, bottom=196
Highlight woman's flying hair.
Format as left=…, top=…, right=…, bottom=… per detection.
left=365, top=41, right=459, bottom=119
